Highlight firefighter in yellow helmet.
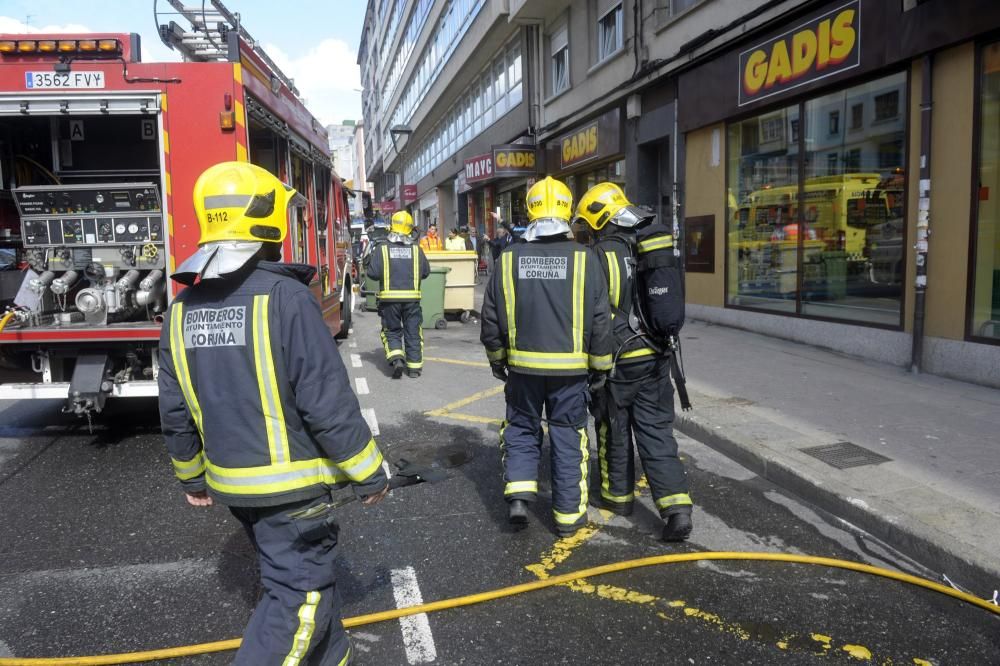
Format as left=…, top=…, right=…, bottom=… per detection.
left=366, top=210, right=431, bottom=378
left=481, top=176, right=612, bottom=536
left=576, top=182, right=693, bottom=542
left=159, top=161, right=388, bottom=665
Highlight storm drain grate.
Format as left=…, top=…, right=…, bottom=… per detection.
left=799, top=442, right=892, bottom=469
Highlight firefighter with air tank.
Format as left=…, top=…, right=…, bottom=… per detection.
left=366, top=210, right=431, bottom=379
left=158, top=161, right=388, bottom=665
left=576, top=182, right=694, bottom=542
left=480, top=176, right=613, bottom=537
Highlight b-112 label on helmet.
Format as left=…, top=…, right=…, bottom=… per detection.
left=183, top=306, right=247, bottom=348
left=519, top=255, right=567, bottom=280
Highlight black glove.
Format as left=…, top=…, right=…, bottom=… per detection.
left=491, top=362, right=508, bottom=382
left=588, top=371, right=608, bottom=392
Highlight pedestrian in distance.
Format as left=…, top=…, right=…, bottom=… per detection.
left=481, top=176, right=613, bottom=537
left=158, top=161, right=389, bottom=666
left=576, top=182, right=693, bottom=542
left=445, top=227, right=466, bottom=251
left=420, top=222, right=443, bottom=251
left=366, top=211, right=431, bottom=379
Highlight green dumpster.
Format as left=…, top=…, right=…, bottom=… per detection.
left=822, top=250, right=848, bottom=300
left=361, top=272, right=379, bottom=312
left=421, top=266, right=450, bottom=330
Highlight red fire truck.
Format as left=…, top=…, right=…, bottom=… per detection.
left=0, top=2, right=355, bottom=417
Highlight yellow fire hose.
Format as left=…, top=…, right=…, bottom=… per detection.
left=0, top=311, right=13, bottom=335
left=0, top=551, right=996, bottom=665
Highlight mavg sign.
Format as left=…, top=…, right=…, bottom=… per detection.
left=464, top=154, right=493, bottom=183
left=739, top=0, right=861, bottom=106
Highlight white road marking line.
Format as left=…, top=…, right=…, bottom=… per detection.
left=390, top=567, right=437, bottom=664
left=0, top=639, right=13, bottom=657
left=349, top=328, right=354, bottom=335
left=349, top=340, right=358, bottom=348
left=361, top=408, right=380, bottom=436
left=351, top=354, right=363, bottom=368
left=356, top=377, right=369, bottom=395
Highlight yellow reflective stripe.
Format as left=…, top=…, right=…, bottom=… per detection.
left=171, top=452, right=206, bottom=480
left=253, top=295, right=290, bottom=465
left=412, top=246, right=420, bottom=288
left=405, top=360, right=423, bottom=369
left=620, top=347, right=658, bottom=360
left=589, top=354, right=612, bottom=371
left=554, top=427, right=589, bottom=525
left=505, top=480, right=538, bottom=495
left=655, top=493, right=693, bottom=509
left=169, top=303, right=204, bottom=436
left=638, top=235, right=674, bottom=253
left=573, top=251, right=585, bottom=354
left=379, top=289, right=422, bottom=299
left=282, top=590, right=321, bottom=666
left=606, top=250, right=620, bottom=309
left=337, top=438, right=384, bottom=483
left=485, top=347, right=507, bottom=362
left=508, top=349, right=588, bottom=370
left=381, top=244, right=389, bottom=289
left=501, top=251, right=516, bottom=350
left=205, top=458, right=350, bottom=495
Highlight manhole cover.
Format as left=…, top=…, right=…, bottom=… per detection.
left=800, top=442, right=891, bottom=469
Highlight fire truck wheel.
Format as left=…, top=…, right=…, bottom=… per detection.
left=335, top=282, right=353, bottom=340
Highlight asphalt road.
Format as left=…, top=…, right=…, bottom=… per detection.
left=0, top=297, right=997, bottom=665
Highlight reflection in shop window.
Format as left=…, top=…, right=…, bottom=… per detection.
left=874, top=90, right=899, bottom=121
left=727, top=71, right=906, bottom=326
left=971, top=43, right=1000, bottom=341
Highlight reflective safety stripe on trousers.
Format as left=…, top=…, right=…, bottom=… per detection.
left=503, top=251, right=588, bottom=371
left=282, top=590, right=321, bottom=666
left=170, top=302, right=204, bottom=436
left=253, top=294, right=291, bottom=465
left=553, top=427, right=590, bottom=525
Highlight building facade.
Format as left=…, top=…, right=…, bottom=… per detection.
left=360, top=0, right=1000, bottom=387
left=327, top=120, right=358, bottom=188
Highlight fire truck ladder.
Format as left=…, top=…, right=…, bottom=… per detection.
left=154, top=0, right=298, bottom=95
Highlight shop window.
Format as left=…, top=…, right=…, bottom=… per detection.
left=874, top=90, right=899, bottom=121
left=597, top=3, right=623, bottom=62
left=726, top=71, right=906, bottom=326
left=970, top=42, right=1000, bottom=341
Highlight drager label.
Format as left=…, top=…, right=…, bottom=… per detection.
left=389, top=247, right=412, bottom=259
left=183, top=306, right=246, bottom=348
left=519, top=256, right=567, bottom=280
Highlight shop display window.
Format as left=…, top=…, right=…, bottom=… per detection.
left=971, top=42, right=1000, bottom=342
left=727, top=72, right=906, bottom=326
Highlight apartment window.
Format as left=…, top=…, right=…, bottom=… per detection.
left=827, top=153, right=839, bottom=174
left=597, top=3, right=624, bottom=62
left=829, top=110, right=840, bottom=135
left=850, top=103, right=863, bottom=130
left=669, top=0, right=702, bottom=15
left=550, top=22, right=569, bottom=95
left=875, top=90, right=900, bottom=121
left=844, top=148, right=861, bottom=171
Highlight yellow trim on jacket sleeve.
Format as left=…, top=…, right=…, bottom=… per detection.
left=485, top=347, right=507, bottom=362
left=337, top=437, right=385, bottom=483
left=169, top=302, right=204, bottom=437
left=588, top=353, right=613, bottom=371
left=171, top=452, right=206, bottom=480
left=572, top=251, right=585, bottom=354
left=606, top=250, right=620, bottom=310
left=638, top=235, right=674, bottom=254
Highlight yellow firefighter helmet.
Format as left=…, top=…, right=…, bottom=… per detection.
left=575, top=182, right=654, bottom=231
left=192, top=161, right=301, bottom=245
left=524, top=176, right=573, bottom=241
left=390, top=210, right=416, bottom=236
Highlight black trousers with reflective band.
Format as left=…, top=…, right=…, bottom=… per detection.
left=501, top=372, right=590, bottom=529
left=380, top=300, right=423, bottom=369
left=230, top=496, right=350, bottom=666
left=597, top=358, right=691, bottom=517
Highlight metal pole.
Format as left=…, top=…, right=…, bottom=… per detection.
left=911, top=53, right=933, bottom=373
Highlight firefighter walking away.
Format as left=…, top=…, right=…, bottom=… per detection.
left=366, top=211, right=431, bottom=378
left=577, top=182, right=693, bottom=542
left=158, top=161, right=388, bottom=665
left=481, top=176, right=612, bottom=537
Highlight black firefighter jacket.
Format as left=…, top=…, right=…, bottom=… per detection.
left=594, top=222, right=682, bottom=366
left=366, top=240, right=431, bottom=302
left=481, top=237, right=613, bottom=376
left=158, top=261, right=387, bottom=507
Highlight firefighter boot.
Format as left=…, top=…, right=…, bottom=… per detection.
left=594, top=496, right=634, bottom=516
left=662, top=512, right=693, bottom=542
left=391, top=359, right=404, bottom=379
left=408, top=368, right=421, bottom=378
left=508, top=499, right=528, bottom=527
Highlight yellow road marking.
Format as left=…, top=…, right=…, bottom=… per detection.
left=425, top=386, right=504, bottom=417
left=424, top=356, right=491, bottom=368
left=436, top=412, right=503, bottom=426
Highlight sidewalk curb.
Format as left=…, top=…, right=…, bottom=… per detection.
left=675, top=392, right=1000, bottom=592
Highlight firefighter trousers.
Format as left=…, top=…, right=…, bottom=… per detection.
left=379, top=300, right=423, bottom=370
left=501, top=372, right=590, bottom=530
left=230, top=496, right=351, bottom=666
left=596, top=357, right=692, bottom=517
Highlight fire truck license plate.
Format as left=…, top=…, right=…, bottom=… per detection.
left=25, top=71, right=106, bottom=89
